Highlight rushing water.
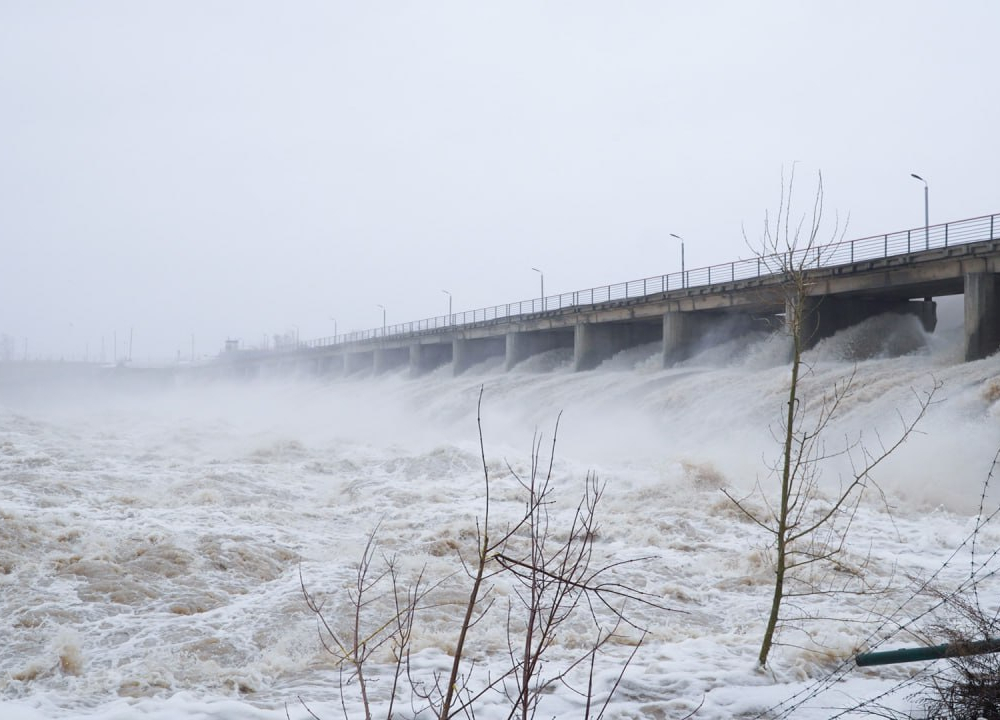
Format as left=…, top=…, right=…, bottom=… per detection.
left=3, top=313, right=1000, bottom=719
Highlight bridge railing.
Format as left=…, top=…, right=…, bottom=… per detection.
left=285, top=212, right=1000, bottom=353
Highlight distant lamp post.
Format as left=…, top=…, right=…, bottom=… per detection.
left=670, top=233, right=686, bottom=288
left=910, top=173, right=929, bottom=250
left=376, top=304, right=386, bottom=335
left=330, top=317, right=337, bottom=343
left=442, top=290, right=452, bottom=323
left=531, top=267, right=545, bottom=311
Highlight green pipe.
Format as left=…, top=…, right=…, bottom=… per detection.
left=857, top=638, right=1000, bottom=666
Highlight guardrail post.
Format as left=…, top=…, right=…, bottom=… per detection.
left=907, top=230, right=911, bottom=253
left=945, top=223, right=949, bottom=247
left=731, top=262, right=735, bottom=281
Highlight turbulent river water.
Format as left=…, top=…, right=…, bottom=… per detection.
left=3, top=312, right=1000, bottom=719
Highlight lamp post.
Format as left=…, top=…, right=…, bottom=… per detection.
left=442, top=290, right=452, bottom=323
left=376, top=304, right=386, bottom=336
left=670, top=233, right=686, bottom=288
left=330, top=317, right=337, bottom=343
left=531, top=267, right=545, bottom=311
left=910, top=173, right=929, bottom=250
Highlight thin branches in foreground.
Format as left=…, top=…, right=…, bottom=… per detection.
left=298, top=389, right=679, bottom=720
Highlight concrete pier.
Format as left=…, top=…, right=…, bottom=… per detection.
left=318, top=354, right=344, bottom=376
left=504, top=329, right=574, bottom=370
left=662, top=312, right=698, bottom=365
left=373, top=347, right=408, bottom=375
left=345, top=350, right=373, bottom=375
left=409, top=342, right=452, bottom=376
left=573, top=320, right=660, bottom=371
left=662, top=311, right=770, bottom=365
left=453, top=336, right=505, bottom=375
left=792, top=296, right=938, bottom=350
left=964, top=272, right=1000, bottom=360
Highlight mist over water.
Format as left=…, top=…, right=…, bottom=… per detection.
left=3, top=313, right=1000, bottom=719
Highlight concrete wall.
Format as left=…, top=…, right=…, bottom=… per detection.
left=453, top=336, right=506, bottom=375
left=313, top=354, right=344, bottom=376
left=374, top=347, right=409, bottom=375
left=409, top=342, right=452, bottom=376
left=792, top=296, right=938, bottom=350
left=965, top=272, right=1000, bottom=360
left=345, top=350, right=373, bottom=375
left=505, top=329, right=575, bottom=370
left=573, top=320, right=660, bottom=371
left=663, top=311, right=771, bottom=365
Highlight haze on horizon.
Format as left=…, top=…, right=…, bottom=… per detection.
left=2, top=1, right=998, bottom=363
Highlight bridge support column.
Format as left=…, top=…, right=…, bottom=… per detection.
left=374, top=347, right=408, bottom=375
left=789, top=296, right=825, bottom=350
left=504, top=330, right=574, bottom=371
left=965, top=272, right=1000, bottom=361
left=504, top=332, right=528, bottom=370
left=373, top=349, right=391, bottom=375
left=453, top=337, right=505, bottom=375
left=345, top=351, right=372, bottom=375
left=409, top=343, right=452, bottom=376
left=662, top=311, right=764, bottom=365
left=913, top=299, right=937, bottom=333
left=319, top=355, right=344, bottom=375
left=573, top=324, right=607, bottom=371
left=791, top=296, right=940, bottom=350
left=574, top=321, right=660, bottom=371
left=662, top=312, right=696, bottom=365
left=453, top=339, right=473, bottom=375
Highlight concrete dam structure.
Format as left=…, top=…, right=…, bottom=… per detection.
left=222, top=213, right=1000, bottom=378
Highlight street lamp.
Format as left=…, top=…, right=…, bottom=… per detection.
left=910, top=173, right=929, bottom=250
left=531, top=267, right=545, bottom=311
left=330, top=317, right=337, bottom=342
left=442, top=290, right=452, bottom=323
left=670, top=233, right=686, bottom=288
left=376, top=304, right=386, bottom=335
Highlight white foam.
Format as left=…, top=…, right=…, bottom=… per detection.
left=2, top=320, right=999, bottom=718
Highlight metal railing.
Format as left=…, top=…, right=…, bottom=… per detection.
left=276, top=212, right=1000, bottom=353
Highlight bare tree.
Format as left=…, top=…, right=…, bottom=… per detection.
left=725, top=168, right=938, bottom=667
left=432, top=396, right=669, bottom=720
left=300, top=389, right=676, bottom=718
left=493, top=430, right=654, bottom=720
left=299, top=525, right=432, bottom=720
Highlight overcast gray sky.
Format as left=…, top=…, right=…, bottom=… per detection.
left=2, top=1, right=998, bottom=362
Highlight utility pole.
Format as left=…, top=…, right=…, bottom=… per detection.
left=670, top=233, right=686, bottom=288
left=531, top=267, right=545, bottom=311
left=910, top=173, right=929, bottom=250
